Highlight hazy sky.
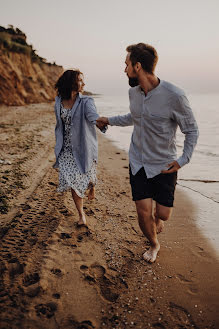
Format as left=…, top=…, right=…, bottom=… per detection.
left=0, top=0, right=218, bottom=95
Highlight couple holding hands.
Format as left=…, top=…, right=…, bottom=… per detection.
left=54, top=43, right=199, bottom=263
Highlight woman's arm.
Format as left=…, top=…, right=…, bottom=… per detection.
left=84, top=98, right=99, bottom=124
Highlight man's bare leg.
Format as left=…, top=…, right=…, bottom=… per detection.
left=154, top=214, right=164, bottom=234
left=135, top=198, right=160, bottom=263
left=155, top=202, right=172, bottom=233
left=71, top=189, right=86, bottom=226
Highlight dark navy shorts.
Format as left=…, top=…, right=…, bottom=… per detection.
left=129, top=167, right=177, bottom=207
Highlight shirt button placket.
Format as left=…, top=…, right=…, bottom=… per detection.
left=142, top=95, right=149, bottom=172
left=140, top=95, right=145, bottom=165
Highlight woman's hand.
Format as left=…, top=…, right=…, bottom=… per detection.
left=96, top=117, right=109, bottom=130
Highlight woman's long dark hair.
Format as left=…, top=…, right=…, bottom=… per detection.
left=55, top=69, right=82, bottom=100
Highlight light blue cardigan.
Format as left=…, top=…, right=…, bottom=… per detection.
left=54, top=93, right=99, bottom=174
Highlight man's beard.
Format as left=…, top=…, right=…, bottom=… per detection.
left=128, top=77, right=139, bottom=87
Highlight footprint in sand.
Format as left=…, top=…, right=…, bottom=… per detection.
left=77, top=230, right=92, bottom=243
left=152, top=323, right=166, bottom=329
left=35, top=302, right=57, bottom=319
left=121, top=248, right=135, bottom=258
left=79, top=264, right=96, bottom=282
left=8, top=259, right=24, bottom=278
left=169, top=302, right=198, bottom=328
left=80, top=263, right=120, bottom=302
left=23, top=272, right=40, bottom=286
left=60, top=209, right=69, bottom=215
left=193, top=246, right=211, bottom=260
left=187, top=285, right=198, bottom=295
left=176, top=274, right=192, bottom=283
left=51, top=268, right=62, bottom=277
left=90, top=264, right=106, bottom=278
left=80, top=264, right=89, bottom=272
left=84, top=208, right=95, bottom=216
left=176, top=274, right=198, bottom=295
left=60, top=232, right=71, bottom=239
left=61, top=317, right=95, bottom=329
left=24, top=284, right=41, bottom=297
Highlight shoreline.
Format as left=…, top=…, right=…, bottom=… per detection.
left=0, top=103, right=218, bottom=328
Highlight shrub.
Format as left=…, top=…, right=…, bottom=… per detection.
left=12, top=42, right=30, bottom=54
left=0, top=25, right=59, bottom=66
left=12, top=36, right=27, bottom=46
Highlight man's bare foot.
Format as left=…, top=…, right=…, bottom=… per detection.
left=155, top=217, right=164, bottom=234
left=88, top=186, right=95, bottom=200
left=143, top=243, right=160, bottom=263
left=77, top=213, right=87, bottom=226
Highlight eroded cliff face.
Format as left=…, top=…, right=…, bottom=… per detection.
left=0, top=49, right=63, bottom=106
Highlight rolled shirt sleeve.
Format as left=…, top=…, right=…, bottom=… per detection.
left=173, top=94, right=199, bottom=167
left=108, top=113, right=133, bottom=126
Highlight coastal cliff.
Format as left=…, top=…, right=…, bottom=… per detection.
left=0, top=25, right=63, bottom=106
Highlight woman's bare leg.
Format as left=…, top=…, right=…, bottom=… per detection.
left=71, top=189, right=86, bottom=225
left=88, top=186, right=95, bottom=200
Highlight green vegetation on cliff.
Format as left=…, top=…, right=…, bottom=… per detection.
left=0, top=25, right=58, bottom=66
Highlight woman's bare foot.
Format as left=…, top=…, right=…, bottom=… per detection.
left=155, top=217, right=164, bottom=234
left=77, top=213, right=87, bottom=226
left=143, top=243, right=160, bottom=263
left=88, top=186, right=95, bottom=200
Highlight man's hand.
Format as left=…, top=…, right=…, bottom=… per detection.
left=161, top=161, right=180, bottom=174
left=96, top=117, right=109, bottom=130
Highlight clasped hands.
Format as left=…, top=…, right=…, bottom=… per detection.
left=96, top=117, right=109, bottom=130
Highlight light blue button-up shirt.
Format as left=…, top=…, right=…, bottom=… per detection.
left=108, top=80, right=199, bottom=178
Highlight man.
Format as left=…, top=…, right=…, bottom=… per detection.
left=97, top=43, right=199, bottom=263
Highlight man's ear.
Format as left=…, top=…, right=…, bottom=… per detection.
left=134, top=62, right=142, bottom=72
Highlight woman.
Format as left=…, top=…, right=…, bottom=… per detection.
left=54, top=69, right=102, bottom=226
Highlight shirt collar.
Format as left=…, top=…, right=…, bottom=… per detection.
left=139, top=78, right=163, bottom=97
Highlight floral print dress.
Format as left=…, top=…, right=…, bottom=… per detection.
left=57, top=103, right=97, bottom=197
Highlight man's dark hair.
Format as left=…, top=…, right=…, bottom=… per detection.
left=55, top=69, right=82, bottom=100
left=126, top=43, right=158, bottom=74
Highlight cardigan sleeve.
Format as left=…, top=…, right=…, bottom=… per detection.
left=84, top=98, right=99, bottom=124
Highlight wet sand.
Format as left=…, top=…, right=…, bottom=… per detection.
left=0, top=103, right=218, bottom=329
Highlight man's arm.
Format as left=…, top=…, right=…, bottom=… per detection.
left=97, top=113, right=133, bottom=128
left=162, top=94, right=199, bottom=174
left=166, top=94, right=199, bottom=174
left=108, top=113, right=133, bottom=126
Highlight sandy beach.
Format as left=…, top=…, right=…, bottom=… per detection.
left=0, top=103, right=218, bottom=329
